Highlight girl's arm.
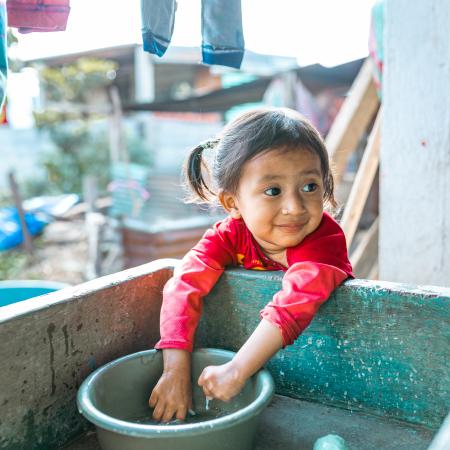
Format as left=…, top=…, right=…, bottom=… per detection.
left=156, top=223, right=236, bottom=352
left=198, top=319, right=282, bottom=401
left=260, top=262, right=348, bottom=347
left=149, top=349, right=192, bottom=422
left=199, top=262, right=349, bottom=400
left=150, top=221, right=237, bottom=421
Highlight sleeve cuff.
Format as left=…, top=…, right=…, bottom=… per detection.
left=154, top=339, right=194, bottom=353
left=260, top=306, right=301, bottom=347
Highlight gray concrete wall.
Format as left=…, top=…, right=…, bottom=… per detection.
left=0, top=260, right=173, bottom=450
left=380, top=0, right=450, bottom=286
left=0, top=128, right=48, bottom=192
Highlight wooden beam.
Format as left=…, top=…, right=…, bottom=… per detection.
left=368, top=261, right=379, bottom=280
left=326, top=58, right=380, bottom=185
left=351, top=217, right=379, bottom=278
left=109, top=85, right=126, bottom=165
left=60, top=197, right=112, bottom=219
left=340, top=111, right=381, bottom=247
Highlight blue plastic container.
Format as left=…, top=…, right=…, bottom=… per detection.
left=0, top=280, right=69, bottom=307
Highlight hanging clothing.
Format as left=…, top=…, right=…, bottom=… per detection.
left=6, top=0, right=70, bottom=34
left=140, top=0, right=245, bottom=69
left=0, top=0, right=7, bottom=109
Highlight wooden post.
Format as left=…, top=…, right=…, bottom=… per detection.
left=8, top=171, right=33, bottom=255
left=326, top=58, right=380, bottom=185
left=350, top=217, right=379, bottom=278
left=340, top=111, right=381, bottom=247
left=109, top=85, right=131, bottom=165
left=83, top=175, right=102, bottom=280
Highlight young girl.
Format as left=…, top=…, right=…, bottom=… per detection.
left=149, top=108, right=353, bottom=423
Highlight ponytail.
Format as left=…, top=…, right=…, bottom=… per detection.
left=184, top=139, right=219, bottom=203
left=324, top=173, right=337, bottom=209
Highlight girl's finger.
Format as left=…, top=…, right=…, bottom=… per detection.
left=198, top=370, right=206, bottom=386
left=148, top=390, right=158, bottom=408
left=175, top=405, right=188, bottom=421
left=198, top=366, right=212, bottom=386
left=202, top=385, right=213, bottom=398
left=161, top=404, right=176, bottom=423
left=152, top=401, right=165, bottom=421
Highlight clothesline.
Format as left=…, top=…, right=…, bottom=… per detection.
left=0, top=0, right=249, bottom=109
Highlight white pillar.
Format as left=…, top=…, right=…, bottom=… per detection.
left=134, top=45, right=155, bottom=103
left=379, top=0, right=450, bottom=286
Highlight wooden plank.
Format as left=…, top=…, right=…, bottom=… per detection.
left=60, top=197, right=112, bottom=219
left=326, top=58, right=380, bottom=184
left=340, top=112, right=381, bottom=247
left=367, top=261, right=379, bottom=280
left=200, top=268, right=450, bottom=430
left=350, top=217, right=379, bottom=278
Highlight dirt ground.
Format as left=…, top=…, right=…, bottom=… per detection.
left=11, top=219, right=90, bottom=286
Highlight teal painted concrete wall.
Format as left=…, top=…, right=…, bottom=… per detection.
left=197, top=269, right=450, bottom=430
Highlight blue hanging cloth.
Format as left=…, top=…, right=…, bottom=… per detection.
left=0, top=0, right=7, bottom=108
left=201, top=0, right=245, bottom=69
left=140, top=0, right=176, bottom=57
left=140, top=0, right=245, bottom=69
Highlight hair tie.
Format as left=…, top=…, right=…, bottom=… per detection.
left=201, top=138, right=220, bottom=150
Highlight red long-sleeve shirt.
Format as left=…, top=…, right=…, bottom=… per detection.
left=155, top=212, right=353, bottom=352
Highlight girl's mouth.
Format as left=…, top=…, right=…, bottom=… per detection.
left=277, top=222, right=306, bottom=231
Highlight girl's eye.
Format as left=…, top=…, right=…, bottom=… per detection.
left=302, top=183, right=318, bottom=193
left=264, top=187, right=281, bottom=196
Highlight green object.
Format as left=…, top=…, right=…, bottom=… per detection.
left=109, top=162, right=150, bottom=219
left=77, top=348, right=274, bottom=450
left=314, top=434, right=348, bottom=450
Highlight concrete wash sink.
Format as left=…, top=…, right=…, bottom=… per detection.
left=1, top=260, right=448, bottom=450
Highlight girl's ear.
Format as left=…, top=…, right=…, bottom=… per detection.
left=218, top=190, right=241, bottom=219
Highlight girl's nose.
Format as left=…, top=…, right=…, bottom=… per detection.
left=282, top=193, right=306, bottom=215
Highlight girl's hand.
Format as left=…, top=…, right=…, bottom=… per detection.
left=198, top=361, right=246, bottom=402
left=198, top=319, right=283, bottom=403
left=149, top=349, right=192, bottom=422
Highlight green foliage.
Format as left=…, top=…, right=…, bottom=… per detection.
left=31, top=58, right=152, bottom=196
left=0, top=248, right=28, bottom=280
left=7, top=29, right=18, bottom=48
left=39, top=58, right=117, bottom=104
left=31, top=123, right=151, bottom=195
left=6, top=28, right=23, bottom=73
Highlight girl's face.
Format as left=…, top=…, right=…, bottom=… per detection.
left=220, top=147, right=324, bottom=259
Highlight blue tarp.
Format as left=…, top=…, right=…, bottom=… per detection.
left=0, top=194, right=79, bottom=251
left=0, top=207, right=48, bottom=251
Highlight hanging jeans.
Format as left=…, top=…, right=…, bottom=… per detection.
left=141, top=0, right=245, bottom=69
left=0, top=0, right=7, bottom=108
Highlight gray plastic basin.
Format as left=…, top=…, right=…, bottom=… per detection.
left=77, top=348, right=274, bottom=450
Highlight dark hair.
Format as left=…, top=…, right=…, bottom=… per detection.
left=184, top=107, right=336, bottom=208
